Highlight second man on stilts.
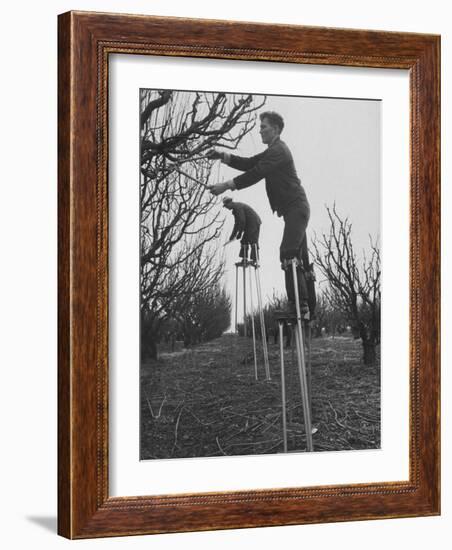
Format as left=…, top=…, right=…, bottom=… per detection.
left=223, top=197, right=261, bottom=263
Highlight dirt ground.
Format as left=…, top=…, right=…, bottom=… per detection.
left=140, top=333, right=380, bottom=459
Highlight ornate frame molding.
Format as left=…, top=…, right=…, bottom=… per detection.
left=58, top=11, right=440, bottom=538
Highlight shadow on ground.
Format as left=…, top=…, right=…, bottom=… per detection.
left=26, top=516, right=57, bottom=533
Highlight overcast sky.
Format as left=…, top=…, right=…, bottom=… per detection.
left=212, top=94, right=381, bottom=323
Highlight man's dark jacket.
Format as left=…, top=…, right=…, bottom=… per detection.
left=229, top=202, right=261, bottom=242
left=227, top=137, right=309, bottom=217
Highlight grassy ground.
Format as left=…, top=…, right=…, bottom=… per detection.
left=140, top=333, right=380, bottom=460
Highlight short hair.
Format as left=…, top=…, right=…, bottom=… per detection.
left=222, top=196, right=233, bottom=206
left=260, top=111, right=284, bottom=132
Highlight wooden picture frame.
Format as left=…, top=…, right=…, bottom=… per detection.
left=58, top=11, right=440, bottom=538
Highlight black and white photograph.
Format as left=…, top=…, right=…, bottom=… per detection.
left=139, top=88, right=381, bottom=460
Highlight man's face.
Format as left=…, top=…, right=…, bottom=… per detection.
left=259, top=118, right=280, bottom=144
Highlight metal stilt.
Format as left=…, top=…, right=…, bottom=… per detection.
left=279, top=321, right=288, bottom=452
left=242, top=251, right=247, bottom=338
left=306, top=322, right=312, bottom=411
left=233, top=244, right=270, bottom=382
left=291, top=259, right=313, bottom=452
left=234, top=264, right=239, bottom=333
left=234, top=256, right=259, bottom=378
left=253, top=245, right=270, bottom=380
left=248, top=267, right=258, bottom=381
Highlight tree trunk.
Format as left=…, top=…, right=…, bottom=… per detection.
left=141, top=334, right=158, bottom=360
left=361, top=338, right=376, bottom=365
left=358, top=322, right=377, bottom=365
left=285, top=324, right=292, bottom=348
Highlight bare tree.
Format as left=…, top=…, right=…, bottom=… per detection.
left=141, top=237, right=225, bottom=359
left=179, top=284, right=231, bottom=347
left=140, top=90, right=266, bottom=359
left=312, top=205, right=381, bottom=364
left=311, top=289, right=349, bottom=338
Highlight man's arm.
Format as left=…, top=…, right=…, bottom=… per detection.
left=206, top=145, right=287, bottom=195
left=206, top=149, right=264, bottom=172
left=233, top=143, right=288, bottom=190
left=208, top=180, right=236, bottom=195
left=225, top=151, right=266, bottom=172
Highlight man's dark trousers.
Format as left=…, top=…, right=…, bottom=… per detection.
left=280, top=200, right=310, bottom=308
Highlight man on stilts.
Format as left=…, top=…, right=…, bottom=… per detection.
left=222, top=196, right=270, bottom=380
left=207, top=110, right=315, bottom=452
left=222, top=197, right=261, bottom=264
left=207, top=111, right=313, bottom=317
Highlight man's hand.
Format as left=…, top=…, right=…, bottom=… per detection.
left=207, top=181, right=232, bottom=196
left=206, top=149, right=223, bottom=160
